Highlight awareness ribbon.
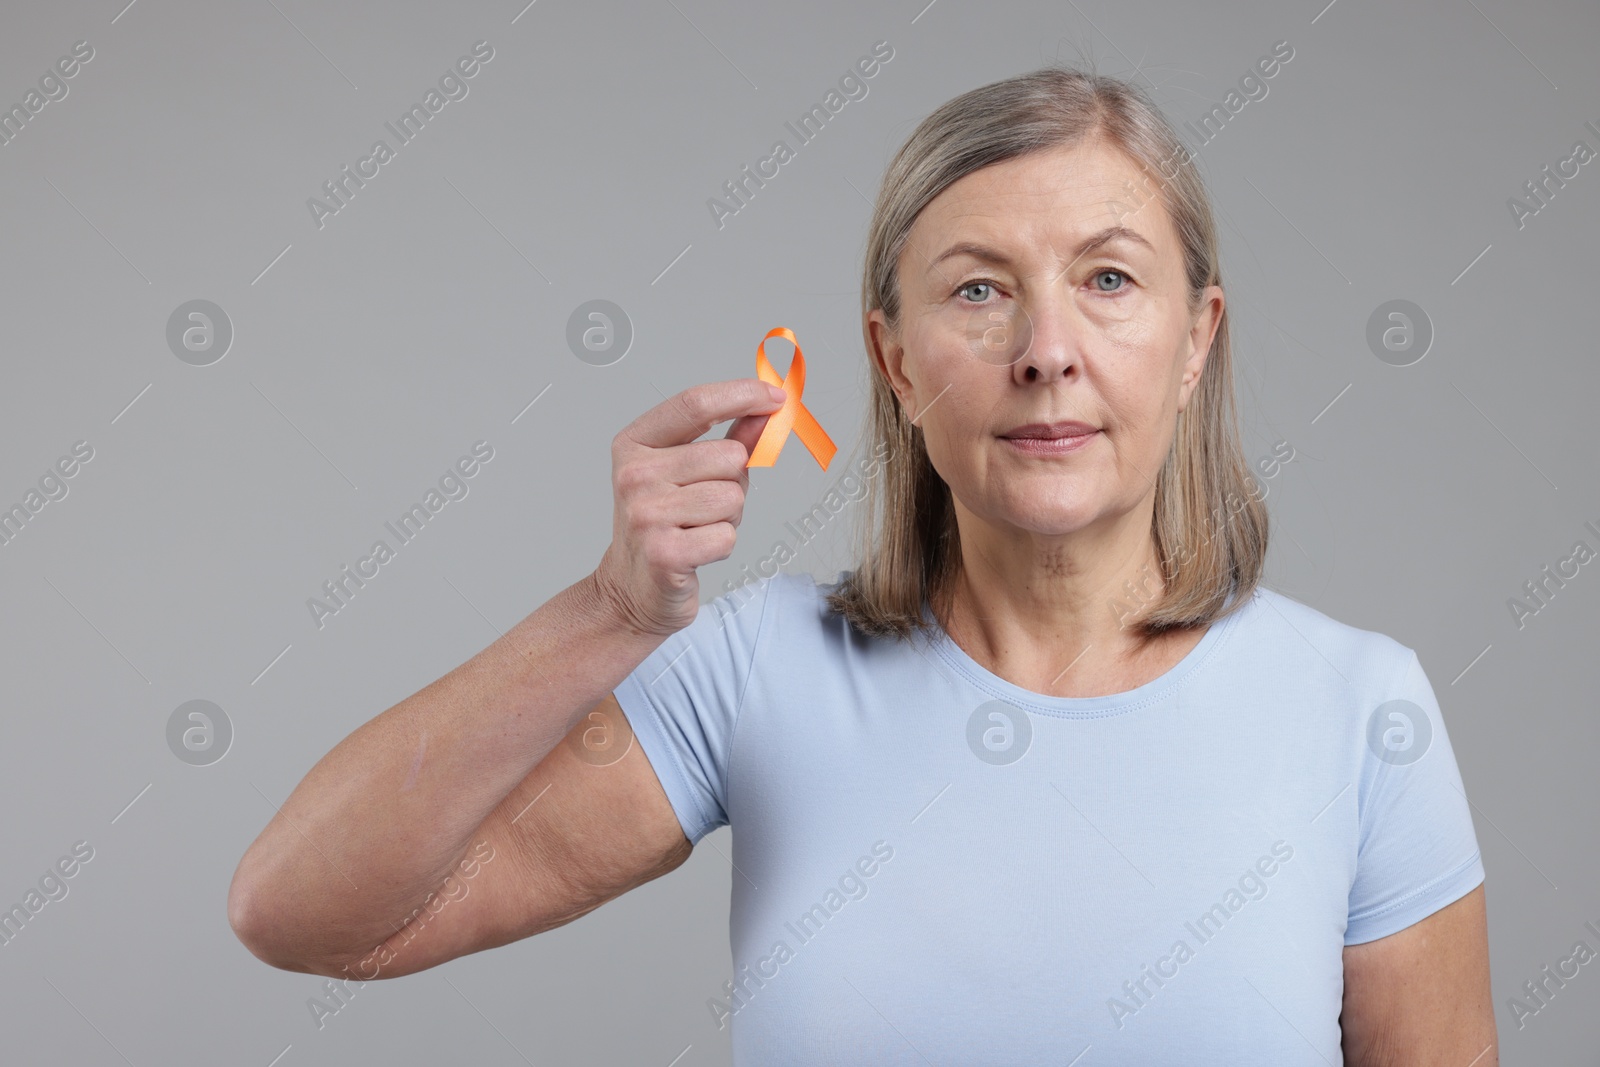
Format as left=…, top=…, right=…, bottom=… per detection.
left=746, top=326, right=837, bottom=470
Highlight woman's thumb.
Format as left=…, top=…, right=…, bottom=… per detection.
left=722, top=410, right=772, bottom=459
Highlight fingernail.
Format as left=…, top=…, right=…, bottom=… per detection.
left=767, top=384, right=787, bottom=403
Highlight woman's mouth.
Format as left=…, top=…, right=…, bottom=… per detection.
left=999, top=422, right=1100, bottom=455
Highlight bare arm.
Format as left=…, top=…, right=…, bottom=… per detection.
left=1340, top=884, right=1497, bottom=1066
left=275, top=691, right=695, bottom=982
left=227, top=377, right=787, bottom=974
left=226, top=572, right=669, bottom=973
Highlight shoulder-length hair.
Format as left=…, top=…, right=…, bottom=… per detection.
left=826, top=65, right=1267, bottom=646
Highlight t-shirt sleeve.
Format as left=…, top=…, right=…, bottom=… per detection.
left=1345, top=647, right=1486, bottom=945
left=610, top=577, right=778, bottom=846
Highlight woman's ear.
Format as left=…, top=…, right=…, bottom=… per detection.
left=1177, top=284, right=1224, bottom=412
left=868, top=308, right=914, bottom=414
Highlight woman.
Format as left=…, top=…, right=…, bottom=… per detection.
left=229, top=68, right=1496, bottom=1064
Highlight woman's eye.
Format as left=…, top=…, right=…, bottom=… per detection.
left=956, top=281, right=995, bottom=303
left=1093, top=269, right=1128, bottom=292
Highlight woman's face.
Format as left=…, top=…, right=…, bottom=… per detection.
left=869, top=138, right=1223, bottom=542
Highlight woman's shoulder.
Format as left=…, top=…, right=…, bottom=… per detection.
left=710, top=568, right=852, bottom=608
left=703, top=568, right=878, bottom=649
left=1243, top=583, right=1421, bottom=690
left=703, top=569, right=833, bottom=633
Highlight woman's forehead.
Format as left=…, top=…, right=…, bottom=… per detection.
left=909, top=144, right=1174, bottom=256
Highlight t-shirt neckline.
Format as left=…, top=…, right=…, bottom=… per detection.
left=918, top=586, right=1252, bottom=719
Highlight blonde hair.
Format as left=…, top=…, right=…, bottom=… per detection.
left=826, top=65, right=1267, bottom=646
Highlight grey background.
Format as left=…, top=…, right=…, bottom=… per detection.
left=0, top=0, right=1595, bottom=1062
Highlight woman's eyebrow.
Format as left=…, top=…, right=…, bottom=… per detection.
left=927, top=226, right=1155, bottom=274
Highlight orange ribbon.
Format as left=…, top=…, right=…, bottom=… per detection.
left=747, top=326, right=837, bottom=470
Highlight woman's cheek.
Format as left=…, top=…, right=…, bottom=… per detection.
left=923, top=324, right=983, bottom=375
left=968, top=303, right=1033, bottom=365
left=1093, top=305, right=1160, bottom=350
left=926, top=417, right=982, bottom=499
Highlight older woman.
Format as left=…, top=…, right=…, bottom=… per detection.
left=229, top=68, right=1495, bottom=1064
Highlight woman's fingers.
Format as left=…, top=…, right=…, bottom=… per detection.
left=622, top=378, right=786, bottom=451
left=594, top=376, right=784, bottom=637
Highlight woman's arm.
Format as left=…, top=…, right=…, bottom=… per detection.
left=226, top=377, right=785, bottom=973
left=1340, top=884, right=1497, bottom=1066
left=225, top=571, right=665, bottom=972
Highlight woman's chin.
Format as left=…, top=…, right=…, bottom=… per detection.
left=989, top=501, right=1104, bottom=537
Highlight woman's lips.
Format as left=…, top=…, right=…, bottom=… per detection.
left=999, top=429, right=1099, bottom=455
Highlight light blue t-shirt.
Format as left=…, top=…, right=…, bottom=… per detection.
left=612, top=569, right=1485, bottom=1065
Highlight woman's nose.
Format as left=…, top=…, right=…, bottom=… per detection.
left=1008, top=295, right=1082, bottom=384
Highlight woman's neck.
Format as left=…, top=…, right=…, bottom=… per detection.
left=935, top=516, right=1201, bottom=698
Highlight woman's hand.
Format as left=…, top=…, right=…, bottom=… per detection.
left=591, top=377, right=788, bottom=638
